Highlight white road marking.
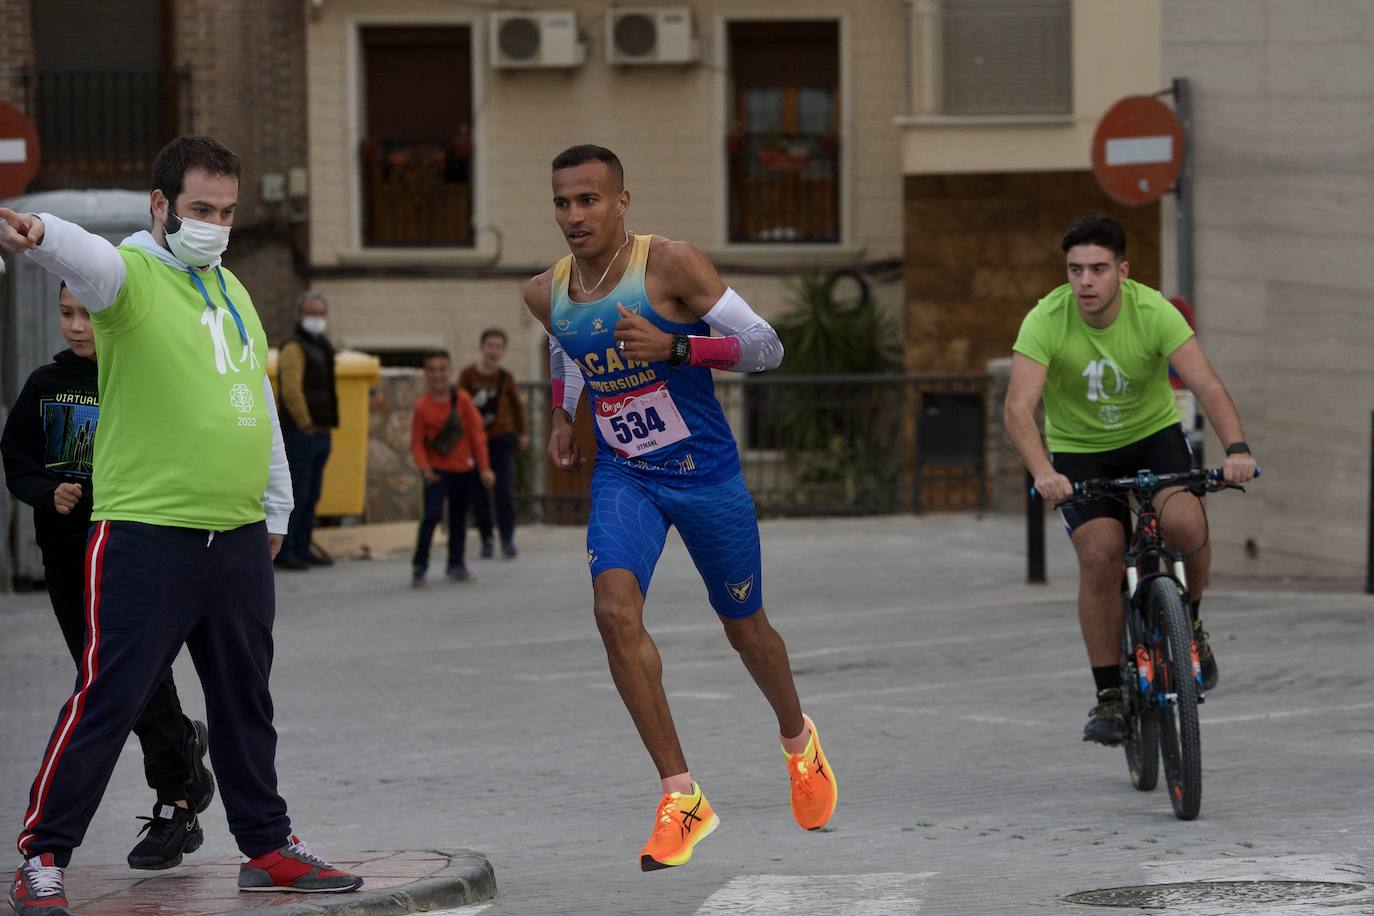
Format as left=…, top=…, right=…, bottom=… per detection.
left=961, top=714, right=1044, bottom=726
left=419, top=906, right=492, bottom=915
left=808, top=667, right=1081, bottom=702
left=786, top=624, right=1078, bottom=660
left=1202, top=702, right=1374, bottom=725
left=513, top=624, right=1082, bottom=684
left=694, top=872, right=932, bottom=915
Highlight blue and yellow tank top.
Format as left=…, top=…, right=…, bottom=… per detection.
left=551, top=234, right=739, bottom=483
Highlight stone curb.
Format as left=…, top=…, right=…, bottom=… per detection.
left=220, top=849, right=496, bottom=916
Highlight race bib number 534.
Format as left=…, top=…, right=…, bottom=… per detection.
left=594, top=381, right=691, bottom=457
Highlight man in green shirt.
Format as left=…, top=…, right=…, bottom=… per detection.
left=1004, top=216, right=1257, bottom=746
left=0, top=136, right=361, bottom=916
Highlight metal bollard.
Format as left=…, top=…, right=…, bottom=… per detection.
left=1027, top=470, right=1046, bottom=584
left=1368, top=411, right=1374, bottom=594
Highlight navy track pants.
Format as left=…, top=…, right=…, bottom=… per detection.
left=18, top=520, right=291, bottom=865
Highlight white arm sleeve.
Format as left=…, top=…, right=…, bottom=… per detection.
left=699, top=287, right=784, bottom=373
left=261, top=374, right=294, bottom=534
left=25, top=213, right=127, bottom=311
left=548, top=333, right=586, bottom=419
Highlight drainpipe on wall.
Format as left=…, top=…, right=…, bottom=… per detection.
left=1173, top=77, right=1194, bottom=309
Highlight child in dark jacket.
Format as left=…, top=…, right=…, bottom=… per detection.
left=0, top=284, right=215, bottom=871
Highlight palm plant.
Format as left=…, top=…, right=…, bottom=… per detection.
left=756, top=269, right=904, bottom=512
left=773, top=269, right=901, bottom=376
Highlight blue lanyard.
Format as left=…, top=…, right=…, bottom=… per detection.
left=186, top=266, right=248, bottom=346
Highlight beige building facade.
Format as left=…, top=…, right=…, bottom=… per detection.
left=1160, top=0, right=1374, bottom=579
left=899, top=0, right=1166, bottom=376
left=304, top=1, right=908, bottom=382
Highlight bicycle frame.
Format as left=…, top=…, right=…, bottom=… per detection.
left=1119, top=473, right=1200, bottom=711
left=1122, top=470, right=1190, bottom=605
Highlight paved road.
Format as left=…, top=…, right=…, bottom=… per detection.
left=2, top=514, right=1372, bottom=914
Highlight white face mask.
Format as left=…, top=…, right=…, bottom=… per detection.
left=300, top=316, right=327, bottom=336
left=164, top=209, right=231, bottom=267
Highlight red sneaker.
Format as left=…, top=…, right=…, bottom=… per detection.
left=9, top=853, right=70, bottom=915
left=237, top=835, right=363, bottom=893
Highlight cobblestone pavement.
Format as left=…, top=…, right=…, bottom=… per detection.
left=2, top=514, right=1372, bottom=915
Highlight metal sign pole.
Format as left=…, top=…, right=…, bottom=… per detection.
left=1173, top=77, right=1195, bottom=308
left=1368, top=410, right=1374, bottom=594
left=1027, top=471, right=1046, bottom=584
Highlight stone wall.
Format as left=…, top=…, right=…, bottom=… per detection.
left=365, top=368, right=425, bottom=523
left=904, top=171, right=1161, bottom=374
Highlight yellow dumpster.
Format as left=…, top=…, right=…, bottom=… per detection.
left=266, top=348, right=381, bottom=518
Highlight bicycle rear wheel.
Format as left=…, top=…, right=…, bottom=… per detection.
left=1120, top=593, right=1158, bottom=792
left=1150, top=576, right=1202, bottom=820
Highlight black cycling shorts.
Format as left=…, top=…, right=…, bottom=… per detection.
left=1051, top=423, right=1195, bottom=537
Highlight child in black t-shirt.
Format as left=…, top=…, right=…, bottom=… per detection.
left=0, top=284, right=214, bottom=872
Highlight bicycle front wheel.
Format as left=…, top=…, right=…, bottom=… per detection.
left=1150, top=576, right=1202, bottom=820
left=1120, top=593, right=1158, bottom=792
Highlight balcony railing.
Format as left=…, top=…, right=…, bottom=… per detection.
left=728, top=132, right=840, bottom=244
left=21, top=69, right=191, bottom=191
left=361, top=138, right=473, bottom=247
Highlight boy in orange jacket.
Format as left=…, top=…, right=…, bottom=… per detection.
left=410, top=350, right=493, bottom=586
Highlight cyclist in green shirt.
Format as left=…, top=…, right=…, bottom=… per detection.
left=1004, top=216, right=1257, bottom=746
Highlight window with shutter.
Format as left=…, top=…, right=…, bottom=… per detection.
left=360, top=27, right=475, bottom=247
left=941, top=0, right=1072, bottom=116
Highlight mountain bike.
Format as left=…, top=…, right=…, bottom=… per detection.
left=1049, top=466, right=1255, bottom=821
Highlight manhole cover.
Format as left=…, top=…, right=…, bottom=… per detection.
left=1066, top=880, right=1366, bottom=908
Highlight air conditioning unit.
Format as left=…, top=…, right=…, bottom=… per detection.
left=490, top=11, right=585, bottom=68
left=606, top=8, right=697, bottom=65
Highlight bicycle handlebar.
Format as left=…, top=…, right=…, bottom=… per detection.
left=1029, top=465, right=1261, bottom=501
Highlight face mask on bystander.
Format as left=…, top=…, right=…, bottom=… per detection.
left=164, top=209, right=231, bottom=266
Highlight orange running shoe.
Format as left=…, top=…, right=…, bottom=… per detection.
left=639, top=784, right=719, bottom=871
left=783, top=714, right=837, bottom=830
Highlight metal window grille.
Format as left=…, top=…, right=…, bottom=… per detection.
left=21, top=69, right=192, bottom=191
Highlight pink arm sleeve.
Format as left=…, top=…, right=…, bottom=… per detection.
left=548, top=334, right=585, bottom=418
left=686, top=288, right=783, bottom=373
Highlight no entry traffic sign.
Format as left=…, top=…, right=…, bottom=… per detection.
left=1091, top=95, right=1184, bottom=206
left=0, top=102, right=40, bottom=199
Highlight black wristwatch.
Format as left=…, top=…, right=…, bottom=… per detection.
left=667, top=334, right=691, bottom=367
left=1225, top=441, right=1251, bottom=456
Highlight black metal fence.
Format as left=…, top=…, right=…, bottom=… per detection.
left=511, top=373, right=990, bottom=524
left=20, top=69, right=192, bottom=191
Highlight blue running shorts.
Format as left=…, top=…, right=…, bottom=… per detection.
left=586, top=464, right=763, bottom=618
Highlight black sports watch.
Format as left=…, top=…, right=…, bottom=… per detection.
left=667, top=334, right=691, bottom=367
left=1225, top=441, right=1251, bottom=456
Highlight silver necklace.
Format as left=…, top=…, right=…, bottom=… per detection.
left=574, top=229, right=631, bottom=295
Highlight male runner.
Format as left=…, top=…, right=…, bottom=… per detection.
left=523, top=145, right=837, bottom=871
left=1004, top=215, right=1257, bottom=746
